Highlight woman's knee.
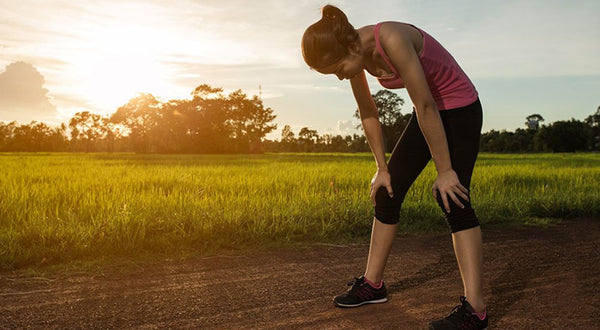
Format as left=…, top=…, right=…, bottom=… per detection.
left=435, top=193, right=480, bottom=233
left=374, top=186, right=401, bottom=225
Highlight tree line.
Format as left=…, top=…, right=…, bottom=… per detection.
left=480, top=109, right=600, bottom=152
left=265, top=91, right=600, bottom=153
left=1, top=84, right=277, bottom=153
left=0, top=85, right=598, bottom=153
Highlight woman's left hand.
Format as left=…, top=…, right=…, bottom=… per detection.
left=432, top=169, right=469, bottom=213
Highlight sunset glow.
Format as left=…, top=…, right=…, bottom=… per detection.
left=68, top=24, right=173, bottom=112
left=0, top=0, right=598, bottom=136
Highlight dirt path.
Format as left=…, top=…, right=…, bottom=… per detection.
left=1, top=218, right=599, bottom=329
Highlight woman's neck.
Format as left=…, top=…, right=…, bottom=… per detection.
left=357, top=25, right=395, bottom=78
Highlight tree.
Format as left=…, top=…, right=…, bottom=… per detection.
left=585, top=106, right=600, bottom=127
left=103, top=122, right=128, bottom=153
left=328, top=134, right=351, bottom=152
left=280, top=124, right=297, bottom=151
left=192, top=84, right=223, bottom=99
left=299, top=127, right=318, bottom=141
left=8, top=122, right=35, bottom=151
left=584, top=106, right=600, bottom=150
left=348, top=133, right=369, bottom=152
left=69, top=111, right=106, bottom=152
left=354, top=90, right=408, bottom=152
left=281, top=125, right=294, bottom=143
left=110, top=93, right=162, bottom=153
left=188, top=87, right=231, bottom=153
left=245, top=95, right=277, bottom=152
left=158, top=99, right=197, bottom=153
left=525, top=114, right=545, bottom=130
left=0, top=121, right=16, bottom=151
left=31, top=121, right=65, bottom=151
left=0, top=121, right=65, bottom=151
left=534, top=119, right=592, bottom=152
left=226, top=90, right=277, bottom=153
left=298, top=127, right=318, bottom=151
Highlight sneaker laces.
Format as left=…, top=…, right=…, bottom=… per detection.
left=444, top=297, right=482, bottom=330
left=445, top=300, right=471, bottom=324
left=346, top=276, right=365, bottom=293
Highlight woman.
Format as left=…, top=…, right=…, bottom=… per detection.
left=302, top=5, right=488, bottom=330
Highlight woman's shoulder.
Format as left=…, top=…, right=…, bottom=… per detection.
left=357, top=22, right=412, bottom=42
left=357, top=21, right=408, bottom=32
left=372, top=22, right=423, bottom=52
left=370, top=21, right=415, bottom=29
left=360, top=22, right=419, bottom=42
left=380, top=22, right=420, bottom=35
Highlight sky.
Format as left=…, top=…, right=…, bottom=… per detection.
left=0, top=0, right=598, bottom=140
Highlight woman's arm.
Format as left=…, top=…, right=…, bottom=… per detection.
left=350, top=71, right=394, bottom=204
left=379, top=23, right=468, bottom=212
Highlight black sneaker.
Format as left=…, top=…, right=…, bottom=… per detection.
left=333, top=276, right=388, bottom=308
left=429, top=296, right=488, bottom=330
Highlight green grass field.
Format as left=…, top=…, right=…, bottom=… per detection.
left=1, top=152, right=599, bottom=269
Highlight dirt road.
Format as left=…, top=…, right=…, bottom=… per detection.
left=1, top=218, right=599, bottom=329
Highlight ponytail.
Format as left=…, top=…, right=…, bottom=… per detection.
left=321, top=5, right=358, bottom=48
left=302, top=5, right=359, bottom=69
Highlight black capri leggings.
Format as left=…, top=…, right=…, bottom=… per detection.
left=374, top=98, right=483, bottom=233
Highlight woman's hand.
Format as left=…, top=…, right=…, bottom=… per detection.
left=370, top=169, right=394, bottom=205
left=432, top=169, right=469, bottom=213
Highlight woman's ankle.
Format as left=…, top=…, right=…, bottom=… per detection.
left=466, top=298, right=486, bottom=315
left=363, top=274, right=383, bottom=288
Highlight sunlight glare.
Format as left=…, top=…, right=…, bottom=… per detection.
left=69, top=23, right=173, bottom=113
left=42, top=1, right=275, bottom=118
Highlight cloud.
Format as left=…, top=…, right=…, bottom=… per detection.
left=337, top=119, right=360, bottom=135
left=0, top=61, right=58, bottom=124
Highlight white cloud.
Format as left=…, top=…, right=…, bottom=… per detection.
left=337, top=119, right=360, bottom=136
left=0, top=61, right=59, bottom=124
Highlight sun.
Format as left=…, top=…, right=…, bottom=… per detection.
left=67, top=22, right=175, bottom=115
left=55, top=1, right=258, bottom=119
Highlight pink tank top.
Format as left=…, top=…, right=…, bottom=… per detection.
left=374, top=22, right=478, bottom=110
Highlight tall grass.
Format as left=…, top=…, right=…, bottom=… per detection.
left=1, top=152, right=598, bottom=269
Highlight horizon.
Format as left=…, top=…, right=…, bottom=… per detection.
left=1, top=0, right=599, bottom=140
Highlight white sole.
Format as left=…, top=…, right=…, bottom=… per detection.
left=334, top=298, right=388, bottom=308
left=430, top=325, right=487, bottom=330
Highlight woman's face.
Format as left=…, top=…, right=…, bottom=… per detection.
left=316, top=53, right=364, bottom=80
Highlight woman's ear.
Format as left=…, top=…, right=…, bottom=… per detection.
left=348, top=41, right=361, bottom=56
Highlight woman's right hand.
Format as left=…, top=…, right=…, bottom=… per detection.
left=370, top=169, right=394, bottom=206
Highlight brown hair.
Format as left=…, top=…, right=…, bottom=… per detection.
left=301, top=5, right=359, bottom=70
